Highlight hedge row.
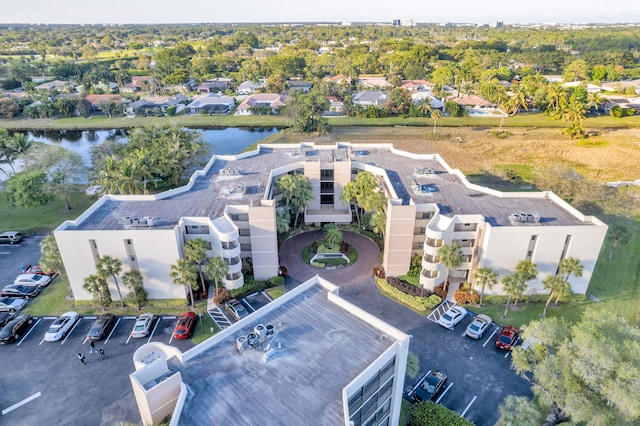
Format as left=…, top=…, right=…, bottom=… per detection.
left=229, top=275, right=282, bottom=300
left=386, top=276, right=424, bottom=297
left=482, top=293, right=586, bottom=305
left=408, top=402, right=473, bottom=426
left=454, top=288, right=480, bottom=305
left=376, top=278, right=442, bottom=315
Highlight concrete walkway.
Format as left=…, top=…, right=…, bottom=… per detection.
left=279, top=230, right=381, bottom=286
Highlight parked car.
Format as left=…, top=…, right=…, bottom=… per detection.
left=412, top=370, right=448, bottom=402
left=14, top=273, right=51, bottom=288
left=0, top=231, right=22, bottom=245
left=86, top=314, right=116, bottom=341
left=0, top=312, right=14, bottom=327
left=20, top=264, right=56, bottom=277
left=44, top=311, right=79, bottom=342
left=465, top=314, right=493, bottom=339
left=225, top=298, right=249, bottom=321
left=131, top=313, right=155, bottom=338
left=0, top=314, right=33, bottom=344
left=437, top=306, right=468, bottom=329
left=496, top=325, right=520, bottom=350
left=0, top=297, right=27, bottom=312
left=1, top=284, right=41, bottom=299
left=173, top=312, right=196, bottom=340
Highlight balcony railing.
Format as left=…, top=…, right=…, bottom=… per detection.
left=422, top=269, right=439, bottom=279
left=426, top=238, right=443, bottom=248
left=423, top=254, right=440, bottom=263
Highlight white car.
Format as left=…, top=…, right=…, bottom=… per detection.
left=44, top=311, right=79, bottom=341
left=437, top=306, right=468, bottom=329
left=14, top=273, right=51, bottom=288
left=131, top=313, right=155, bottom=338
left=0, top=297, right=27, bottom=312
left=465, top=314, right=493, bottom=339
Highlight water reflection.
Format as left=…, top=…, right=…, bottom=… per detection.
left=12, top=127, right=279, bottom=167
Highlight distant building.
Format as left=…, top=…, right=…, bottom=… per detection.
left=401, top=19, right=415, bottom=27
left=392, top=19, right=401, bottom=27
left=185, top=94, right=235, bottom=115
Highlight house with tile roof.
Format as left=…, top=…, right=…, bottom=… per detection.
left=357, top=75, right=391, bottom=89
left=401, top=80, right=435, bottom=92
left=236, top=93, right=286, bottom=115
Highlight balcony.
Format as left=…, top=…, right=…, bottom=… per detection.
left=423, top=254, right=440, bottom=264
left=221, top=241, right=241, bottom=258
left=426, top=238, right=443, bottom=248
left=421, top=269, right=439, bottom=279
left=453, top=239, right=475, bottom=248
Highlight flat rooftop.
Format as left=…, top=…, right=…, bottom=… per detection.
left=175, top=283, right=399, bottom=424
left=69, top=144, right=589, bottom=230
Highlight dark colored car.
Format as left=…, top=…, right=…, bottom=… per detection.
left=173, top=312, right=196, bottom=340
left=0, top=314, right=33, bottom=344
left=496, top=325, right=520, bottom=350
left=86, top=314, right=116, bottom=341
left=413, top=370, right=448, bottom=402
left=0, top=312, right=14, bottom=327
left=1, top=284, right=41, bottom=299
left=225, top=298, right=249, bottom=321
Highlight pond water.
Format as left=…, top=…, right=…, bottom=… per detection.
left=14, top=127, right=280, bottom=167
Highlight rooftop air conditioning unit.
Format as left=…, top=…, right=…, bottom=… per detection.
left=254, top=324, right=267, bottom=342
left=247, top=332, right=259, bottom=347
left=236, top=336, right=249, bottom=352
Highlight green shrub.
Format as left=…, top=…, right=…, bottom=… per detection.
left=408, top=402, right=473, bottom=426
left=268, top=276, right=285, bottom=286
left=310, top=261, right=325, bottom=268
left=230, top=277, right=266, bottom=299
left=376, top=278, right=442, bottom=315
left=166, top=105, right=177, bottom=116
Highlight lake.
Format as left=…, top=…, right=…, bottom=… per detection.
left=15, top=127, right=280, bottom=167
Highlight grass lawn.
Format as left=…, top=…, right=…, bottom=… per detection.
left=192, top=312, right=220, bottom=345
left=266, top=285, right=285, bottom=300
left=0, top=190, right=97, bottom=234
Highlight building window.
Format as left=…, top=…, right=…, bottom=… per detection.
left=320, top=181, right=334, bottom=192
left=239, top=229, right=250, bottom=236
left=130, top=255, right=136, bottom=262
left=240, top=243, right=251, bottom=251
left=320, top=169, right=334, bottom=179
left=230, top=213, right=239, bottom=221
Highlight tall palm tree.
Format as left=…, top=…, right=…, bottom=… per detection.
left=542, top=275, right=570, bottom=317
left=586, top=91, right=605, bottom=114
left=170, top=258, right=199, bottom=308
left=184, top=238, right=209, bottom=291
left=514, top=260, right=537, bottom=306
left=507, top=85, right=529, bottom=116
left=438, top=242, right=464, bottom=292
left=83, top=273, right=110, bottom=311
left=323, top=224, right=343, bottom=249
left=556, top=257, right=582, bottom=305
left=204, top=256, right=228, bottom=298
left=96, top=255, right=124, bottom=308
left=474, top=266, right=498, bottom=307
left=501, top=273, right=520, bottom=318
left=431, top=109, right=442, bottom=135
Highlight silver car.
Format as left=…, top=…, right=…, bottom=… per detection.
left=437, top=306, right=468, bottom=329
left=465, top=314, right=493, bottom=339
left=0, top=297, right=27, bottom=312
left=131, top=313, right=155, bottom=338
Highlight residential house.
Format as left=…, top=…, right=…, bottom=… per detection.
left=287, top=80, right=312, bottom=93
left=85, top=94, right=124, bottom=113
left=34, top=80, right=77, bottom=92
left=601, top=79, right=640, bottom=94
left=562, top=81, right=611, bottom=93
left=324, top=96, right=345, bottom=116
left=196, top=78, right=234, bottom=94
left=447, top=94, right=496, bottom=110
left=121, top=76, right=155, bottom=93
left=236, top=93, right=286, bottom=115
left=126, top=94, right=188, bottom=116
left=353, top=90, right=388, bottom=107
left=185, top=94, right=235, bottom=115
left=237, top=79, right=267, bottom=95
left=358, top=75, right=391, bottom=89
left=411, top=92, right=444, bottom=110
left=323, top=74, right=352, bottom=85
left=401, top=80, right=435, bottom=92
left=602, top=96, right=640, bottom=115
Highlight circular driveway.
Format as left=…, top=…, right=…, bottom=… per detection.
left=279, top=230, right=381, bottom=286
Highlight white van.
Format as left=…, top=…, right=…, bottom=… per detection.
left=0, top=232, right=22, bottom=244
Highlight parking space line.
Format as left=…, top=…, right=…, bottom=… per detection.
left=460, top=395, right=477, bottom=417
left=483, top=328, right=499, bottom=347
left=1, top=392, right=41, bottom=415
left=435, top=382, right=453, bottom=404
left=243, top=298, right=256, bottom=313
left=61, top=319, right=82, bottom=345
left=504, top=351, right=511, bottom=359
left=17, top=317, right=41, bottom=346
left=104, top=317, right=121, bottom=344
left=147, top=317, right=161, bottom=343
left=262, top=290, right=273, bottom=302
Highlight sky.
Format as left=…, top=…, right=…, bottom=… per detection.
left=1, top=0, right=639, bottom=25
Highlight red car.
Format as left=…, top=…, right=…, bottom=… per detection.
left=496, top=325, right=520, bottom=350
left=173, top=312, right=196, bottom=340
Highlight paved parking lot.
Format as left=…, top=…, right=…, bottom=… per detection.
left=0, top=313, right=195, bottom=425
left=0, top=233, right=46, bottom=286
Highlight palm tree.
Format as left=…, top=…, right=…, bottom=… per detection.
left=556, top=257, right=582, bottom=305
left=507, top=85, right=529, bottom=116
left=514, top=260, right=537, bottom=306
left=438, top=242, right=464, bottom=292
left=501, top=273, right=520, bottom=318
left=474, top=266, right=498, bottom=307
left=122, top=270, right=147, bottom=311
left=96, top=255, right=124, bottom=308
left=369, top=211, right=387, bottom=237
left=204, top=256, right=228, bottom=298
left=83, top=273, right=110, bottom=311
left=170, top=258, right=199, bottom=308
left=323, top=224, right=343, bottom=249
left=542, top=275, right=570, bottom=317
left=184, top=238, right=209, bottom=291
left=39, top=234, right=65, bottom=277
left=431, top=109, right=442, bottom=135
left=586, top=91, right=605, bottom=114
left=606, top=222, right=631, bottom=261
